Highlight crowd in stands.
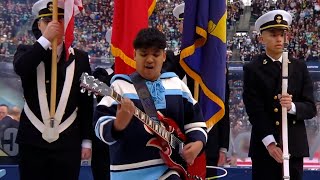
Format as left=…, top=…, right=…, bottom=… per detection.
left=238, top=0, right=320, bottom=63
left=251, top=0, right=272, bottom=19
left=1, top=0, right=241, bottom=58
left=229, top=31, right=262, bottom=63
left=2, top=0, right=319, bottom=62
left=73, top=0, right=113, bottom=58
left=284, top=0, right=320, bottom=61
left=226, top=0, right=269, bottom=62
left=149, top=0, right=184, bottom=52
left=228, top=78, right=250, bottom=134
left=227, top=0, right=244, bottom=30
left=0, top=0, right=34, bottom=56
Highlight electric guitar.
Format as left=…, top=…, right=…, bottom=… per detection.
left=80, top=73, right=206, bottom=180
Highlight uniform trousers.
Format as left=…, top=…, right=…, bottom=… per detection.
left=91, top=136, right=110, bottom=180
left=252, top=155, right=303, bottom=180
left=19, top=144, right=81, bottom=180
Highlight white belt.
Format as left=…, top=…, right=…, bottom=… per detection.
left=32, top=60, right=76, bottom=143
left=24, top=103, right=78, bottom=134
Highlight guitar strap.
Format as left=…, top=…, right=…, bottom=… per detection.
left=130, top=72, right=159, bottom=121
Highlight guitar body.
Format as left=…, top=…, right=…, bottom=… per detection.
left=147, top=114, right=206, bottom=180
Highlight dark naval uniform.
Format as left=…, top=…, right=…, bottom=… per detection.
left=205, top=70, right=230, bottom=177
left=13, top=42, right=94, bottom=180
left=91, top=67, right=113, bottom=180
left=243, top=54, right=316, bottom=180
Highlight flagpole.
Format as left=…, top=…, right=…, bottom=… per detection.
left=50, top=0, right=58, bottom=121
left=281, top=30, right=290, bottom=180
left=194, top=81, right=199, bottom=101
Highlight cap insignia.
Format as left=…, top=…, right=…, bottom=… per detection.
left=275, top=14, right=283, bottom=24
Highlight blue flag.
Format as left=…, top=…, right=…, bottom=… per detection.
left=180, top=0, right=227, bottom=129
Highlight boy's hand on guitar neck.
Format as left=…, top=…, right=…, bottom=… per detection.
left=181, top=141, right=203, bottom=165
left=113, top=98, right=136, bottom=131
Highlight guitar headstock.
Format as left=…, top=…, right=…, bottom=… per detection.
left=80, top=72, right=112, bottom=97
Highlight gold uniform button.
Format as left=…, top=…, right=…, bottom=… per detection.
left=276, top=121, right=280, bottom=126
left=293, top=121, right=296, bottom=125
left=274, top=96, right=277, bottom=100
left=274, top=108, right=278, bottom=112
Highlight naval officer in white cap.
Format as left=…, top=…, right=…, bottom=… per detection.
left=243, top=10, right=316, bottom=180
left=172, top=3, right=184, bottom=34
left=162, top=3, right=193, bottom=93
left=13, top=0, right=94, bottom=179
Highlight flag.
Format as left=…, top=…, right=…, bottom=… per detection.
left=111, top=0, right=156, bottom=74
left=64, top=0, right=83, bottom=60
left=180, top=0, right=227, bottom=129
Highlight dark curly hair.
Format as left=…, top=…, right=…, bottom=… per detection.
left=133, top=28, right=167, bottom=50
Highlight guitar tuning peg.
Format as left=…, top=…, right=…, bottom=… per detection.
left=80, top=88, right=86, bottom=93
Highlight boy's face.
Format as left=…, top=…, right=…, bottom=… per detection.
left=134, top=47, right=166, bottom=81
left=259, top=28, right=286, bottom=55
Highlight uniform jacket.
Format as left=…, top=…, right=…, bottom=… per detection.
left=206, top=72, right=230, bottom=161
left=243, top=54, right=316, bottom=158
left=13, top=42, right=94, bottom=150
